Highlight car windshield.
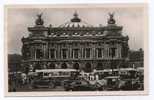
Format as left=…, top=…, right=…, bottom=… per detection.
left=81, top=81, right=88, bottom=85
left=38, top=78, right=49, bottom=81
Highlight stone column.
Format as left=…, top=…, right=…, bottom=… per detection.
left=54, top=48, right=56, bottom=59
left=93, top=44, right=95, bottom=59
left=81, top=48, right=82, bottom=59
left=115, top=48, right=118, bottom=58
left=101, top=48, right=103, bottom=58
left=59, top=46, right=61, bottom=59
left=90, top=48, right=92, bottom=59
left=72, top=48, right=74, bottom=59
left=57, top=45, right=60, bottom=59
left=30, top=46, right=33, bottom=59
left=48, top=47, right=50, bottom=59
left=83, top=48, right=85, bottom=59
left=67, top=49, right=68, bottom=59
left=70, top=48, right=72, bottom=59
left=91, top=46, right=93, bottom=59
left=95, top=48, right=98, bottom=58
left=68, top=45, right=70, bottom=59
left=119, top=47, right=121, bottom=58
left=107, top=48, right=109, bottom=59
left=34, top=49, right=36, bottom=59
left=43, top=44, right=46, bottom=59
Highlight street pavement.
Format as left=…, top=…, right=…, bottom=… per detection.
left=14, top=86, right=65, bottom=92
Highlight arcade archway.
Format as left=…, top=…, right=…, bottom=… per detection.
left=48, top=63, right=55, bottom=69
left=73, top=63, right=79, bottom=70
left=61, top=63, right=67, bottom=69
left=84, top=63, right=92, bottom=72
left=96, top=63, right=103, bottom=70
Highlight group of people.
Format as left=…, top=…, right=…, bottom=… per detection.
left=9, top=73, right=29, bottom=91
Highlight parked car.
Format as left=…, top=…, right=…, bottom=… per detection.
left=31, top=78, right=55, bottom=89
left=104, top=76, right=120, bottom=90
left=64, top=79, right=97, bottom=91
left=119, top=79, right=141, bottom=90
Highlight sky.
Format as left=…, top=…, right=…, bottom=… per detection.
left=6, top=6, right=145, bottom=54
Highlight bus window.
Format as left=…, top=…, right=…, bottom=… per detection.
left=43, top=72, right=49, bottom=76
left=38, top=72, right=43, bottom=78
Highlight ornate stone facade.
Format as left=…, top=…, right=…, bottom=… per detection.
left=21, top=12, right=129, bottom=72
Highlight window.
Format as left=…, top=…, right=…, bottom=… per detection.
left=109, top=48, right=116, bottom=58
left=86, top=48, right=91, bottom=58
left=74, top=49, right=79, bottom=58
left=50, top=49, right=55, bottom=59
left=36, top=49, right=43, bottom=59
left=62, top=49, right=67, bottom=59
left=96, top=63, right=103, bottom=70
left=97, top=48, right=102, bottom=58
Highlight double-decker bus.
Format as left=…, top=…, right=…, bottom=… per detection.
left=35, top=69, right=78, bottom=78
left=28, top=69, right=78, bottom=88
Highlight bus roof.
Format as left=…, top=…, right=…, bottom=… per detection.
left=35, top=69, right=77, bottom=72
left=95, top=68, right=136, bottom=72
left=119, top=68, right=136, bottom=71
left=136, top=67, right=144, bottom=71
left=105, top=76, right=120, bottom=79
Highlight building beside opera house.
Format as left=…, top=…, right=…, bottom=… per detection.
left=21, top=12, right=129, bottom=73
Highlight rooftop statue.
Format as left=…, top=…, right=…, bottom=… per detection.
left=108, top=12, right=116, bottom=24
left=71, top=11, right=81, bottom=22
left=35, top=13, right=44, bottom=25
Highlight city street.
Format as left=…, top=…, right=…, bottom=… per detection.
left=14, top=86, right=65, bottom=92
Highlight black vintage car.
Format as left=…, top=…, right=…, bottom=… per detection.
left=31, top=78, right=55, bottom=89
left=119, top=79, right=142, bottom=90
left=64, top=79, right=97, bottom=91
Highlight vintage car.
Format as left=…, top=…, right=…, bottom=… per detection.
left=104, top=76, right=120, bottom=90
left=119, top=79, right=142, bottom=90
left=64, top=79, right=98, bottom=91
left=31, top=78, right=55, bottom=89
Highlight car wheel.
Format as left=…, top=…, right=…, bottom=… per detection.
left=49, top=82, right=55, bottom=89
left=32, top=85, right=37, bottom=89
left=69, top=89, right=73, bottom=91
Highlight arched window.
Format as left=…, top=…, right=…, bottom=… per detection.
left=61, top=63, right=67, bottom=69
left=96, top=63, right=103, bottom=70
left=73, top=63, right=79, bottom=70
left=84, top=63, right=92, bottom=72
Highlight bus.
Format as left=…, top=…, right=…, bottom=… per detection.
left=35, top=69, right=77, bottom=78
left=29, top=69, right=78, bottom=88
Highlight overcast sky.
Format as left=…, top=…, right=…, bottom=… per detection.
left=6, top=6, right=145, bottom=54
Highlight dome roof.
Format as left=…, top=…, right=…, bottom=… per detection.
left=59, top=12, right=93, bottom=28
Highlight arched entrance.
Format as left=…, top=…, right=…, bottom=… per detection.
left=48, top=63, right=55, bottom=69
left=61, top=63, right=67, bottom=69
left=35, top=63, right=41, bottom=69
left=96, top=63, right=103, bottom=70
left=84, top=63, right=92, bottom=72
left=73, top=63, right=79, bottom=70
